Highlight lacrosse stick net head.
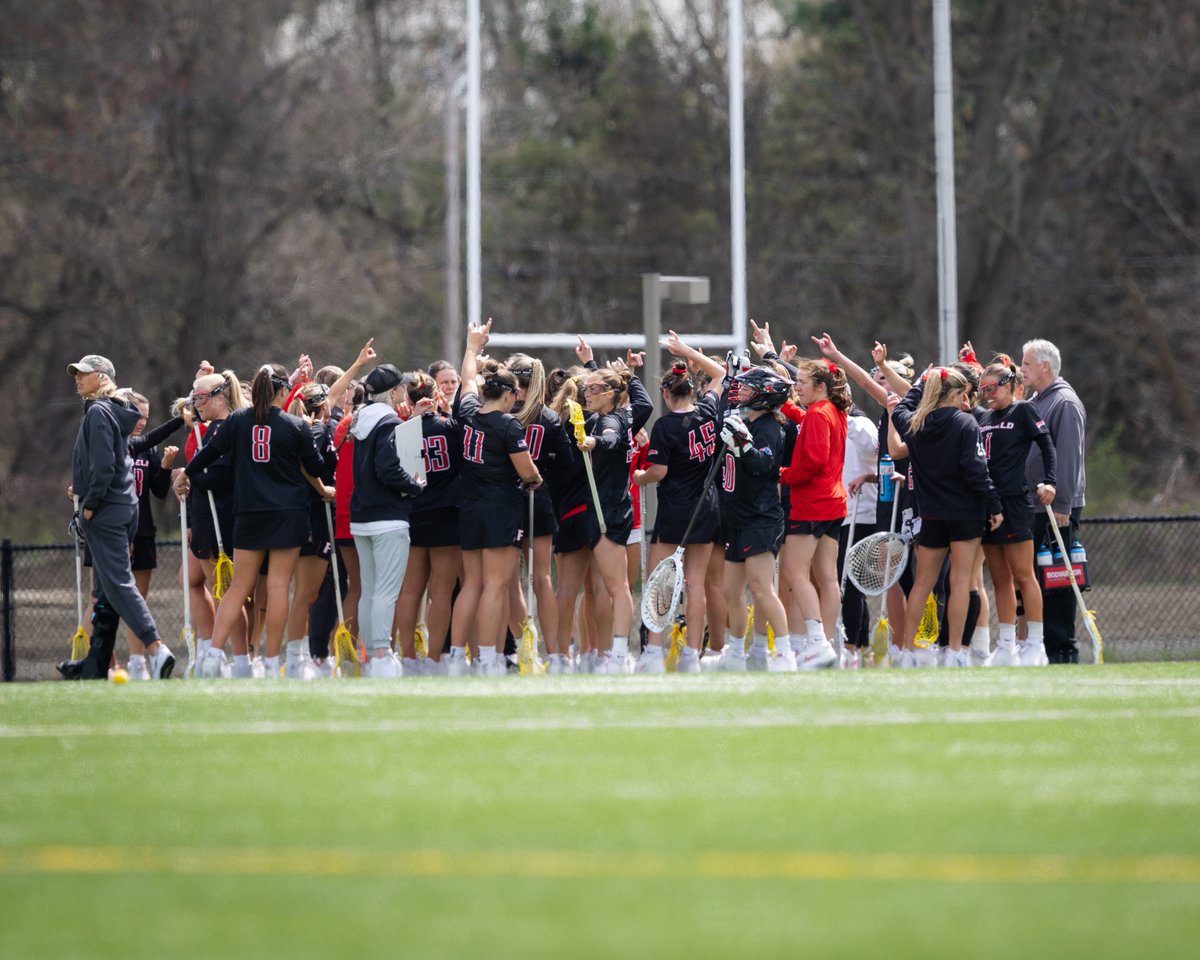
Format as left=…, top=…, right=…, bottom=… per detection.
left=212, top=552, right=234, bottom=600
left=641, top=554, right=685, bottom=633
left=333, top=625, right=361, bottom=678
left=847, top=532, right=909, bottom=596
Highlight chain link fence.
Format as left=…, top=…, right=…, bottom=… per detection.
left=3, top=516, right=1199, bottom=680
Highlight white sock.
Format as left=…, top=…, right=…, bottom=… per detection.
left=971, top=627, right=991, bottom=654
left=128, top=653, right=145, bottom=665
left=233, top=654, right=249, bottom=669
left=998, top=623, right=1017, bottom=646
left=642, top=644, right=664, bottom=658
left=678, top=646, right=698, bottom=662
left=197, top=638, right=211, bottom=656
left=805, top=618, right=824, bottom=643
left=775, top=634, right=792, bottom=654
left=264, top=655, right=280, bottom=674
left=449, top=646, right=466, bottom=660
left=478, top=645, right=497, bottom=664
left=287, top=639, right=306, bottom=659
left=1027, top=621, right=1044, bottom=643
left=611, top=636, right=629, bottom=658
left=724, top=631, right=744, bottom=655
left=751, top=632, right=769, bottom=653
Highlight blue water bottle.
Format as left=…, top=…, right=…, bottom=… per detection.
left=879, top=455, right=894, bottom=503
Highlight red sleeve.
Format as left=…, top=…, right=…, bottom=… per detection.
left=780, top=401, right=806, bottom=425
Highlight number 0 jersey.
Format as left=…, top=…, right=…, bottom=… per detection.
left=718, top=414, right=785, bottom=529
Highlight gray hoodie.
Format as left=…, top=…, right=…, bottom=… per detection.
left=1025, top=377, right=1086, bottom=513
left=72, top=395, right=141, bottom=511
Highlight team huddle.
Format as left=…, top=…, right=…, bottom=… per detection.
left=60, top=318, right=1086, bottom=681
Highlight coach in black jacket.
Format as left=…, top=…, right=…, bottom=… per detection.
left=60, top=355, right=174, bottom=680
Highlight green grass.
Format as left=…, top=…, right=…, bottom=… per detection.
left=3, top=664, right=1200, bottom=958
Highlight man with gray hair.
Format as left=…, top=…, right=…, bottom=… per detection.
left=1021, top=339, right=1087, bottom=664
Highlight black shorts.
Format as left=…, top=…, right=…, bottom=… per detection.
left=460, top=500, right=522, bottom=551
left=530, top=494, right=558, bottom=538
left=724, top=523, right=784, bottom=563
left=233, top=509, right=310, bottom=551
left=917, top=516, right=984, bottom=549
left=590, top=505, right=634, bottom=549
left=130, top=535, right=157, bottom=571
left=653, top=500, right=719, bottom=546
left=190, top=500, right=234, bottom=561
left=300, top=501, right=333, bottom=559
left=982, top=492, right=1035, bottom=545
left=786, top=517, right=844, bottom=540
left=410, top=505, right=461, bottom=549
left=554, top=504, right=598, bottom=555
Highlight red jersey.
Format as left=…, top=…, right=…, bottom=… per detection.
left=779, top=399, right=848, bottom=521
left=333, top=416, right=355, bottom=540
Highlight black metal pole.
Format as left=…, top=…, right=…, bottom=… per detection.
left=2, top=538, right=14, bottom=681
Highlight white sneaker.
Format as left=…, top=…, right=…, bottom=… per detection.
left=445, top=649, right=470, bottom=677
left=943, top=647, right=970, bottom=668
left=546, top=654, right=564, bottom=675
left=840, top=648, right=861, bottom=670
left=935, top=646, right=948, bottom=668
left=969, top=640, right=992, bottom=667
left=990, top=641, right=1019, bottom=667
left=484, top=657, right=508, bottom=678
left=425, top=657, right=448, bottom=677
left=746, top=645, right=768, bottom=672
left=797, top=637, right=837, bottom=670
left=147, top=642, right=176, bottom=679
left=895, top=649, right=917, bottom=669
left=635, top=648, right=666, bottom=674
left=285, top=652, right=319, bottom=681
left=199, top=648, right=227, bottom=679
left=912, top=646, right=938, bottom=668
left=768, top=647, right=798, bottom=673
left=365, top=651, right=401, bottom=678
left=888, top=643, right=905, bottom=667
left=716, top=648, right=748, bottom=672
left=250, top=656, right=266, bottom=679
left=401, top=657, right=422, bottom=677
left=312, top=658, right=334, bottom=679
left=1017, top=639, right=1048, bottom=667
left=229, top=656, right=252, bottom=679
left=676, top=648, right=701, bottom=674
left=698, top=649, right=723, bottom=673
left=126, top=655, right=151, bottom=681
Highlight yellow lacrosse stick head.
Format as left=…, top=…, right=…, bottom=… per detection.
left=665, top=622, right=687, bottom=672
left=71, top=625, right=89, bottom=660
left=913, top=594, right=939, bottom=648
left=566, top=398, right=587, bottom=444
left=333, top=624, right=360, bottom=677
left=212, top=553, right=234, bottom=600
left=414, top=623, right=429, bottom=660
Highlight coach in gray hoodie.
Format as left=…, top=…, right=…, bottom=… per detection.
left=1022, top=339, right=1087, bottom=663
left=60, top=355, right=174, bottom=680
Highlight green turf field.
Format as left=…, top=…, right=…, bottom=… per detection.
left=3, top=664, right=1199, bottom=958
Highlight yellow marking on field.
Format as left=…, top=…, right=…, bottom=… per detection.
left=1, top=845, right=1199, bottom=885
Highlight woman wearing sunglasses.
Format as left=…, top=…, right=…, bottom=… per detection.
left=978, top=355, right=1058, bottom=667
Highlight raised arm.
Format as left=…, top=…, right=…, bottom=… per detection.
left=328, top=338, right=377, bottom=411
left=460, top=319, right=492, bottom=397
left=811, top=332, right=887, bottom=408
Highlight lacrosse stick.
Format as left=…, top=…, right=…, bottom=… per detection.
left=641, top=441, right=726, bottom=633
left=69, top=496, right=89, bottom=660
left=326, top=501, right=360, bottom=677
left=1040, top=497, right=1103, bottom=664
left=847, top=475, right=908, bottom=596
left=180, top=497, right=197, bottom=677
left=518, top=488, right=545, bottom=675
left=566, top=398, right=606, bottom=535
left=192, top=422, right=233, bottom=599
left=833, top=491, right=860, bottom=662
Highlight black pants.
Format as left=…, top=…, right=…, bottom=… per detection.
left=837, top=521, right=877, bottom=647
left=1033, top=506, right=1083, bottom=663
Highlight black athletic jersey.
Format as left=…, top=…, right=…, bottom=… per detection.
left=304, top=420, right=338, bottom=501
left=457, top=392, right=528, bottom=506
left=979, top=400, right=1057, bottom=496
left=413, top=410, right=463, bottom=513
left=875, top=410, right=916, bottom=527
left=647, top=390, right=720, bottom=504
left=186, top=417, right=235, bottom=525
left=778, top=417, right=799, bottom=516
left=514, top=404, right=573, bottom=506
left=131, top=447, right=171, bottom=537
left=553, top=415, right=591, bottom=517
left=186, top=406, right=324, bottom=515
left=589, top=406, right=636, bottom=517
left=718, top=414, right=785, bottom=528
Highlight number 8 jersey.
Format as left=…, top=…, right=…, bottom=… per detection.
left=186, top=406, right=326, bottom=515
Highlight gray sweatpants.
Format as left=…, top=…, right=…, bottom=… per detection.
left=82, top=501, right=160, bottom=644
left=353, top=528, right=411, bottom=652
